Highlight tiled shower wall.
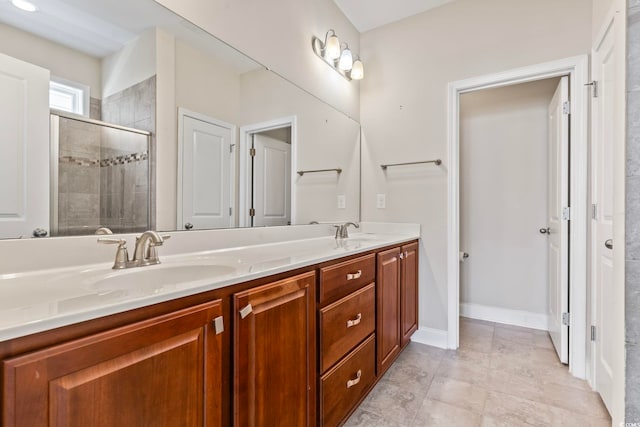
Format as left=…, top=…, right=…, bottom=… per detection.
left=101, top=75, right=156, bottom=232
left=55, top=76, right=155, bottom=236
left=57, top=118, right=101, bottom=235
left=626, top=0, right=640, bottom=421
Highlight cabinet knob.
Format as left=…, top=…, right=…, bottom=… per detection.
left=346, top=370, right=362, bottom=389
left=346, top=313, right=362, bottom=328
left=346, top=270, right=362, bottom=281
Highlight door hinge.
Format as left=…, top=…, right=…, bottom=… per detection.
left=591, top=325, right=596, bottom=341
left=562, top=101, right=571, bottom=115
left=585, top=81, right=598, bottom=98
left=592, top=204, right=598, bottom=220
left=230, top=144, right=235, bottom=154
left=562, top=312, right=571, bottom=326
left=249, top=208, right=255, bottom=217
left=249, top=148, right=256, bottom=157
left=229, top=207, right=233, bottom=216
left=562, top=206, right=571, bottom=221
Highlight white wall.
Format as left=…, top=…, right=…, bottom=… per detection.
left=102, top=29, right=157, bottom=98
left=152, top=0, right=360, bottom=120
left=460, top=78, right=559, bottom=318
left=359, top=0, right=592, bottom=332
left=174, top=40, right=241, bottom=125
left=0, top=23, right=102, bottom=99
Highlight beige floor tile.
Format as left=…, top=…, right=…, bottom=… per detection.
left=486, top=370, right=545, bottom=404
left=426, top=376, right=488, bottom=413
left=436, top=356, right=490, bottom=384
left=533, top=333, right=555, bottom=350
left=540, top=382, right=610, bottom=419
left=459, top=333, right=494, bottom=353
left=493, top=326, right=536, bottom=346
left=357, top=377, right=426, bottom=426
left=444, top=348, right=492, bottom=368
left=413, top=399, right=482, bottom=427
left=547, top=404, right=611, bottom=426
left=483, top=391, right=553, bottom=427
left=344, top=408, right=409, bottom=427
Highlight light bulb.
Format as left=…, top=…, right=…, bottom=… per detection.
left=325, top=34, right=341, bottom=60
left=11, top=0, right=37, bottom=12
left=351, top=59, right=364, bottom=80
left=339, top=48, right=353, bottom=71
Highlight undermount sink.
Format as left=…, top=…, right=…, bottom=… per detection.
left=91, top=264, right=237, bottom=292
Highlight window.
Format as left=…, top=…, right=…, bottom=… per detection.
left=49, top=77, right=90, bottom=116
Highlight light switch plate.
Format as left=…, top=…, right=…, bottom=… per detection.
left=337, top=195, right=346, bottom=209
left=376, top=194, right=386, bottom=209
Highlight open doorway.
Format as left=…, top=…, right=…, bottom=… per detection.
left=446, top=56, right=590, bottom=379
left=459, top=77, right=568, bottom=363
left=239, top=117, right=297, bottom=227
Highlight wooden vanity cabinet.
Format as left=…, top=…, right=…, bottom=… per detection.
left=318, top=254, right=376, bottom=426
left=401, top=242, right=419, bottom=347
left=2, top=299, right=224, bottom=427
left=377, top=242, right=419, bottom=376
left=233, top=271, right=316, bottom=427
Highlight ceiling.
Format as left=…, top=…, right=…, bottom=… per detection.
left=333, top=0, right=455, bottom=33
left=0, top=0, right=260, bottom=72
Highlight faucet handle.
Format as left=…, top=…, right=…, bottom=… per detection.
left=97, top=238, right=130, bottom=269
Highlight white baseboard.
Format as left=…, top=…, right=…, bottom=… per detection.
left=460, top=303, right=548, bottom=331
left=410, top=327, right=448, bottom=349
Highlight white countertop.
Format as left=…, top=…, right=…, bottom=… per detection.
left=0, top=226, right=419, bottom=343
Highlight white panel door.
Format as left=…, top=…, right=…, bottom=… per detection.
left=546, top=76, right=570, bottom=364
left=0, top=53, right=50, bottom=239
left=591, top=20, right=616, bottom=413
left=180, top=115, right=232, bottom=230
left=252, top=134, right=291, bottom=227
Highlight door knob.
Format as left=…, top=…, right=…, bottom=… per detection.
left=185, top=223, right=194, bottom=230
left=539, top=227, right=550, bottom=234
left=604, top=239, right=613, bottom=250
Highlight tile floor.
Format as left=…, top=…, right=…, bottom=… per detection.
left=345, top=317, right=611, bottom=427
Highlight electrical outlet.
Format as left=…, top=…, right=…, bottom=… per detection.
left=337, top=195, right=346, bottom=209
left=376, top=194, right=386, bottom=209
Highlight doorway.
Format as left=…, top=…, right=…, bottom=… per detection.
left=447, top=56, right=590, bottom=379
left=239, top=117, right=297, bottom=227
left=459, top=77, right=568, bottom=363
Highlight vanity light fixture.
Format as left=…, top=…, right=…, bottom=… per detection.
left=312, top=30, right=364, bottom=81
left=11, top=0, right=38, bottom=12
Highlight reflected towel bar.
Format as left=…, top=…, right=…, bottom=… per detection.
left=380, top=159, right=442, bottom=170
left=297, top=168, right=342, bottom=176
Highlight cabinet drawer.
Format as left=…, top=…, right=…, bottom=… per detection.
left=319, top=253, right=375, bottom=305
left=320, top=334, right=375, bottom=427
left=320, top=283, right=375, bottom=372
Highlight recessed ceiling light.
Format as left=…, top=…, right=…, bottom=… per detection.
left=11, top=0, right=38, bottom=12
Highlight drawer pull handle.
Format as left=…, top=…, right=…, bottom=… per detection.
left=346, top=313, right=362, bottom=328
left=239, top=304, right=253, bottom=319
left=346, top=270, right=362, bottom=280
left=346, top=370, right=362, bottom=389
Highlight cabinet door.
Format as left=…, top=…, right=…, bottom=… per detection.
left=401, top=242, right=419, bottom=347
left=376, top=247, right=401, bottom=376
left=3, top=300, right=224, bottom=427
left=234, top=271, right=316, bottom=427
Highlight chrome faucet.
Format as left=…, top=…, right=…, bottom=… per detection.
left=99, top=231, right=170, bottom=269
left=334, top=222, right=359, bottom=239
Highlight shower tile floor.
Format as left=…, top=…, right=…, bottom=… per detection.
left=344, top=317, right=611, bottom=427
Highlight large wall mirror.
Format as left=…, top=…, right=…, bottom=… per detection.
left=0, top=0, right=360, bottom=239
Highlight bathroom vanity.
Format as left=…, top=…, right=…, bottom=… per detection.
left=0, top=226, right=419, bottom=426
